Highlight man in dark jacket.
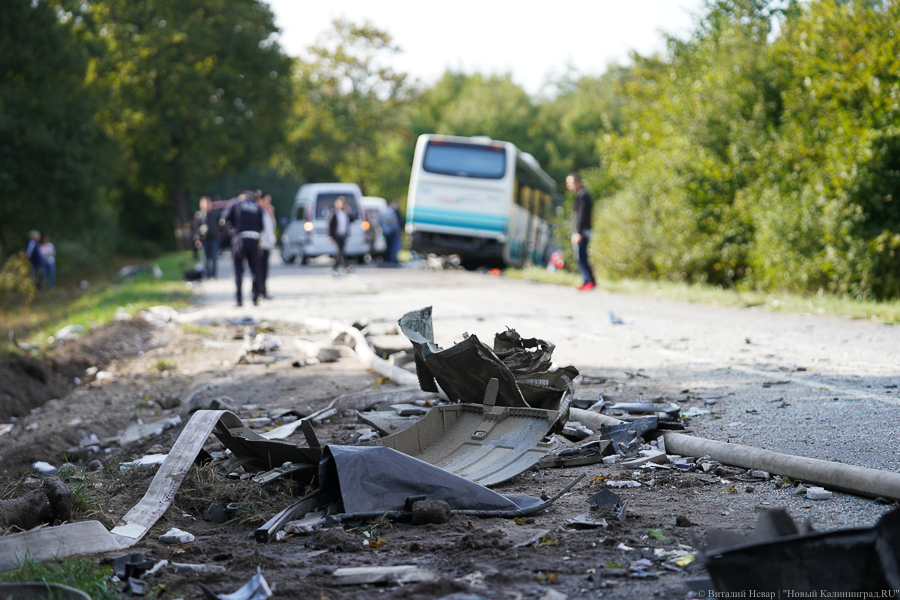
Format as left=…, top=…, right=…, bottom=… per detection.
left=222, top=189, right=264, bottom=306
left=566, top=172, right=596, bottom=291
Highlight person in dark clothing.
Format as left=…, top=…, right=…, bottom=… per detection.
left=327, top=197, right=351, bottom=274
left=566, top=172, right=596, bottom=291
left=382, top=200, right=402, bottom=264
left=193, top=196, right=221, bottom=279
left=25, top=230, right=43, bottom=288
left=222, top=189, right=264, bottom=306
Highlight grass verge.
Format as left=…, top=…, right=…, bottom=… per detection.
left=1, top=252, right=195, bottom=347
left=505, top=266, right=900, bottom=324
left=0, top=556, right=117, bottom=600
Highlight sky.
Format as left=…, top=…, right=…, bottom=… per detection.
left=264, top=0, right=708, bottom=95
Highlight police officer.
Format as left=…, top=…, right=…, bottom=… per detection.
left=222, top=189, right=264, bottom=306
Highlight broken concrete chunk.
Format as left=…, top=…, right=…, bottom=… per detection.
left=159, top=528, right=194, bottom=544
left=608, top=480, right=641, bottom=488
left=749, top=470, right=771, bottom=479
left=32, top=461, right=57, bottom=476
left=806, top=486, right=833, bottom=500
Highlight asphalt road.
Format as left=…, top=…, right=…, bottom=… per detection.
left=181, top=253, right=900, bottom=475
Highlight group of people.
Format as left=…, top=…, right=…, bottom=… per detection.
left=25, top=230, right=57, bottom=290
left=205, top=189, right=276, bottom=307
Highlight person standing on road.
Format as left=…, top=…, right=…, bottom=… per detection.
left=381, top=200, right=402, bottom=264
left=566, top=172, right=596, bottom=291
left=25, top=230, right=43, bottom=288
left=193, top=196, right=221, bottom=279
left=222, top=189, right=264, bottom=306
left=327, top=197, right=350, bottom=274
left=258, top=193, right=276, bottom=299
left=39, top=234, right=56, bottom=289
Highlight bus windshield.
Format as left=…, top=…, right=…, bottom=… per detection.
left=422, top=141, right=506, bottom=179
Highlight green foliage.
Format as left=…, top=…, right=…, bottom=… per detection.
left=85, top=0, right=293, bottom=236
left=286, top=18, right=414, bottom=200
left=0, top=253, right=37, bottom=308
left=587, top=0, right=900, bottom=300
left=0, top=0, right=118, bottom=261
left=0, top=556, right=117, bottom=600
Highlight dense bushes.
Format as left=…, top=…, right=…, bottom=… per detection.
left=587, top=0, right=900, bottom=300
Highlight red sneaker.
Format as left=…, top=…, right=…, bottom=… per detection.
left=578, top=281, right=596, bottom=291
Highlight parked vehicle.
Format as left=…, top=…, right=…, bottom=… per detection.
left=361, top=196, right=388, bottom=259
left=406, top=134, right=559, bottom=270
left=281, top=183, right=370, bottom=264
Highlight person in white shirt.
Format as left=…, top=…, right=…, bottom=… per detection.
left=39, top=234, right=56, bottom=289
left=258, top=193, right=277, bottom=299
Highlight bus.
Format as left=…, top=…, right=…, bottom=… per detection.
left=405, top=134, right=559, bottom=269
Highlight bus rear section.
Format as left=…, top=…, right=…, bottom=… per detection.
left=406, top=136, right=514, bottom=266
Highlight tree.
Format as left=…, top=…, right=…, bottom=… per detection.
left=86, top=0, right=292, bottom=245
left=287, top=19, right=413, bottom=201
left=0, top=0, right=117, bottom=261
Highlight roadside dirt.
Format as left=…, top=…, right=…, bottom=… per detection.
left=0, top=316, right=894, bottom=599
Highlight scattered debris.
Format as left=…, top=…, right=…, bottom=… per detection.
left=332, top=565, right=436, bottom=586
left=701, top=508, right=900, bottom=592
left=806, top=486, right=833, bottom=501
left=375, top=379, right=560, bottom=485
left=159, top=527, right=195, bottom=544
left=198, top=566, right=272, bottom=600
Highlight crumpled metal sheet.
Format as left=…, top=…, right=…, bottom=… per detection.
left=701, top=507, right=900, bottom=592
left=374, top=398, right=560, bottom=486
left=319, top=445, right=545, bottom=514
left=399, top=306, right=576, bottom=417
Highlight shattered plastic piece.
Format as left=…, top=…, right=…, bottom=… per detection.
left=566, top=513, right=608, bottom=529
left=355, top=428, right=379, bottom=443
left=284, top=511, right=327, bottom=535
left=609, top=312, right=634, bottom=325
left=682, top=407, right=710, bottom=418
left=117, top=414, right=182, bottom=446
left=375, top=399, right=560, bottom=486
left=608, top=481, right=641, bottom=488
left=32, top=461, right=57, bottom=476
left=198, top=566, right=272, bottom=600
left=588, top=489, right=627, bottom=522
left=159, top=528, right=194, bottom=544
left=702, top=508, right=900, bottom=593
left=601, top=401, right=681, bottom=416
left=562, top=421, right=593, bottom=441
left=399, top=307, right=576, bottom=418
left=333, top=565, right=436, bottom=586
left=616, top=543, right=634, bottom=551
left=119, top=454, right=167, bottom=472
left=806, top=486, right=833, bottom=500
left=320, top=445, right=549, bottom=515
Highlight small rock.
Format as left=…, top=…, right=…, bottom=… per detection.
left=749, top=470, right=770, bottom=479
left=88, top=460, right=103, bottom=472
left=675, top=515, right=696, bottom=527
left=745, top=486, right=755, bottom=493
left=411, top=500, right=451, bottom=525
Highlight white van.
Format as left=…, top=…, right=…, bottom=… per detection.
left=360, top=196, right=388, bottom=258
left=281, top=183, right=370, bottom=264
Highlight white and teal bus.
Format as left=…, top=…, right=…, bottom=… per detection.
left=405, top=134, right=559, bottom=269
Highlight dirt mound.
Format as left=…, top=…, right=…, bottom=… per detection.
left=48, top=319, right=156, bottom=379
left=0, top=354, right=70, bottom=422
left=0, top=319, right=159, bottom=422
